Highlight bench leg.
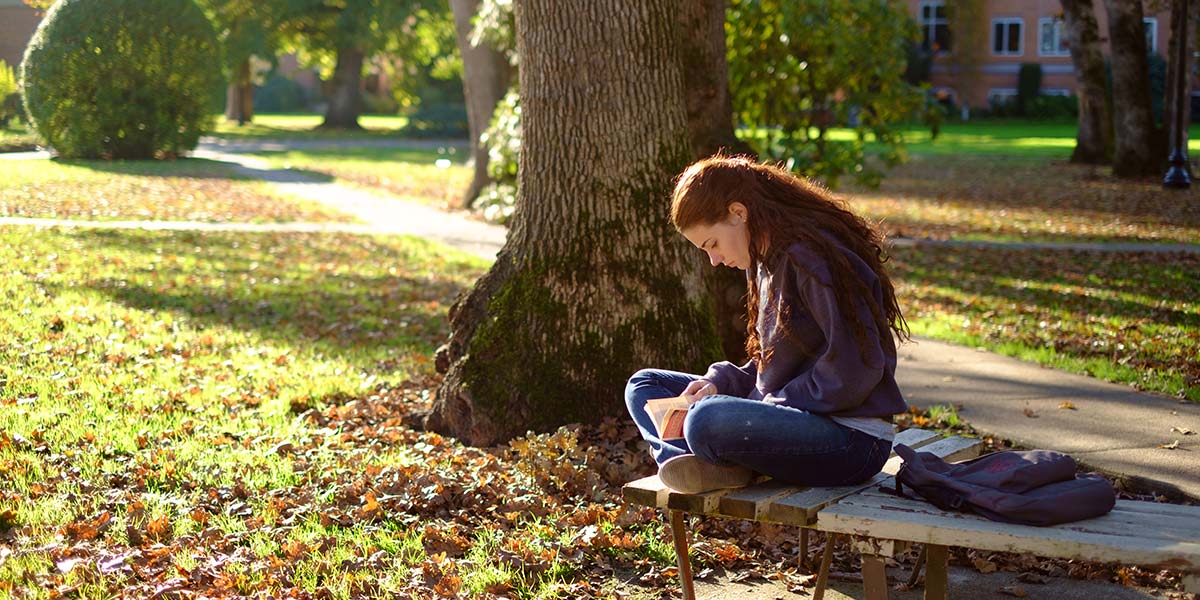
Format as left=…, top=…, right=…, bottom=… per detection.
left=813, top=533, right=837, bottom=600
left=923, top=544, right=949, bottom=600
left=862, top=554, right=889, bottom=600
left=799, top=528, right=809, bottom=569
left=667, top=510, right=696, bottom=600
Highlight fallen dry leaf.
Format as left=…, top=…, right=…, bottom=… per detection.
left=1158, top=440, right=1182, bottom=450
left=973, top=557, right=998, bottom=573
left=998, top=585, right=1028, bottom=597
left=1170, top=426, right=1195, bottom=435
left=1023, top=408, right=1038, bottom=418
left=1057, top=402, right=1076, bottom=410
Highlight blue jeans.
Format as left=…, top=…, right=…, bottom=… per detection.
left=624, top=368, right=891, bottom=487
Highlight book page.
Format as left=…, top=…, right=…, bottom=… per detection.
left=643, top=396, right=692, bottom=440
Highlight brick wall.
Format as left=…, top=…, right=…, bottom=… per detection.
left=0, top=2, right=41, bottom=72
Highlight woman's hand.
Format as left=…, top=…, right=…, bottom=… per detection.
left=682, top=379, right=717, bottom=404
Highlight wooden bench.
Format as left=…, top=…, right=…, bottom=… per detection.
left=622, top=428, right=982, bottom=599
left=622, top=429, right=1200, bottom=599
left=818, top=478, right=1200, bottom=599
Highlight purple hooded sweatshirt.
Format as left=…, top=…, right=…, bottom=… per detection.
left=701, top=237, right=907, bottom=423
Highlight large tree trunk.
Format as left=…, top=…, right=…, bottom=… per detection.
left=224, top=59, right=255, bottom=126
left=1061, top=0, right=1112, bottom=164
left=1103, top=0, right=1160, bottom=176
left=321, top=47, right=365, bottom=130
left=426, top=0, right=721, bottom=446
left=677, top=0, right=753, bottom=363
left=451, top=0, right=514, bottom=209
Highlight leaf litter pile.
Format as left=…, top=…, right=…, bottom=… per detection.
left=0, top=159, right=353, bottom=224
left=844, top=155, right=1200, bottom=245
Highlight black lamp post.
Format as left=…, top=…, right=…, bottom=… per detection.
left=1163, top=0, right=1192, bottom=189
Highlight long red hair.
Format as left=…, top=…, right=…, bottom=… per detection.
left=670, top=156, right=909, bottom=367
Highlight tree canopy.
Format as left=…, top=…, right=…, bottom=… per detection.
left=726, top=0, right=923, bottom=188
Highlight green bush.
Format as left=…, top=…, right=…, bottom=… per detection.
left=401, top=102, right=469, bottom=138
left=1016, top=63, right=1042, bottom=115
left=0, top=60, right=17, bottom=127
left=20, top=0, right=223, bottom=159
left=477, top=89, right=519, bottom=223
left=1025, top=94, right=1078, bottom=120
left=253, top=74, right=309, bottom=113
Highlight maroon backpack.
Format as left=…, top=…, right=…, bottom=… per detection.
left=892, top=444, right=1116, bottom=527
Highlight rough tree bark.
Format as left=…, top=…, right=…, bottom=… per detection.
left=1061, top=0, right=1112, bottom=163
left=426, top=0, right=722, bottom=446
left=1163, top=0, right=1197, bottom=162
left=1103, top=0, right=1160, bottom=176
left=677, top=0, right=754, bottom=363
left=451, top=0, right=513, bottom=209
left=321, top=47, right=365, bottom=130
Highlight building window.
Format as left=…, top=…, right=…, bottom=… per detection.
left=920, top=0, right=951, bottom=53
left=1041, top=88, right=1072, bottom=97
left=1143, top=18, right=1157, bottom=54
left=993, top=18, right=1023, bottom=56
left=1038, top=17, right=1070, bottom=57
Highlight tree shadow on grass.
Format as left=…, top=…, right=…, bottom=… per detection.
left=56, top=228, right=475, bottom=360
left=55, top=156, right=337, bottom=184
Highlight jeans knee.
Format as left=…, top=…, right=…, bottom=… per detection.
left=682, top=399, right=725, bottom=461
left=624, top=368, right=658, bottom=413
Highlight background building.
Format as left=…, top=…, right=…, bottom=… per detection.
left=907, top=0, right=1181, bottom=109
left=0, top=0, right=40, bottom=70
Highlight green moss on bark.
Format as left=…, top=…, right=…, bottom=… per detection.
left=460, top=251, right=721, bottom=439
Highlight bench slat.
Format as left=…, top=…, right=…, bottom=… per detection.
left=1112, top=499, right=1200, bottom=519
left=764, top=435, right=985, bottom=525
left=847, top=486, right=1200, bottom=543
left=623, top=475, right=669, bottom=508
left=817, top=493, right=1200, bottom=569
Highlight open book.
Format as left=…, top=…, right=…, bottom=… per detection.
left=643, top=396, right=692, bottom=440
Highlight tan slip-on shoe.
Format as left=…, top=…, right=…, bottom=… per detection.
left=658, top=454, right=755, bottom=494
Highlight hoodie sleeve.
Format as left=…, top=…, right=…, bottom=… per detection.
left=702, top=358, right=758, bottom=398
left=762, top=257, right=886, bottom=413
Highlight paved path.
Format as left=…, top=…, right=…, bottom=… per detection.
left=3, top=145, right=1197, bottom=500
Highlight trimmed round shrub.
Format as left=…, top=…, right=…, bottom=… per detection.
left=20, top=0, right=223, bottom=159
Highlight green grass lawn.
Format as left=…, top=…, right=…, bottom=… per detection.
left=210, top=113, right=413, bottom=141
left=247, top=145, right=473, bottom=210
left=775, top=121, right=1200, bottom=159
left=893, top=245, right=1200, bottom=402
left=0, top=158, right=353, bottom=223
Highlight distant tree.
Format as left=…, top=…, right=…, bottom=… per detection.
left=726, top=0, right=922, bottom=188
left=1103, top=0, right=1161, bottom=176
left=1162, top=0, right=1197, bottom=165
left=276, top=0, right=433, bottom=130
left=1061, top=0, right=1113, bottom=164
left=451, top=0, right=512, bottom=208
left=677, top=0, right=755, bottom=363
left=198, top=0, right=284, bottom=125
left=426, top=0, right=719, bottom=445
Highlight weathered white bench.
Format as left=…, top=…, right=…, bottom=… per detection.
left=622, top=429, right=1200, bottom=599
left=818, top=478, right=1200, bottom=599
